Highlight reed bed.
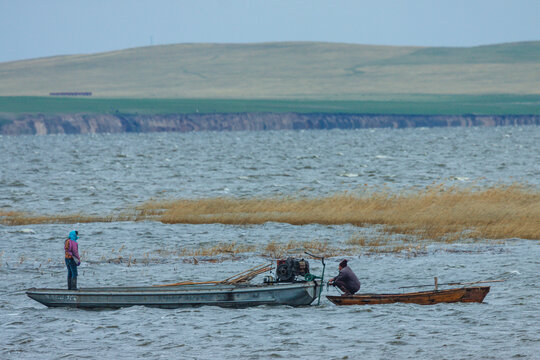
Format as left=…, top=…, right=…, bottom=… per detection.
left=178, top=238, right=426, bottom=259
left=2, top=184, right=538, bottom=242
left=179, top=242, right=256, bottom=257
left=262, top=239, right=341, bottom=258
left=0, top=210, right=138, bottom=226
left=144, top=184, right=539, bottom=241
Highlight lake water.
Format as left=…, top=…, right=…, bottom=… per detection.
left=1, top=126, right=539, bottom=359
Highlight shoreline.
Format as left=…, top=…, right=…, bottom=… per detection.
left=1, top=112, right=539, bottom=135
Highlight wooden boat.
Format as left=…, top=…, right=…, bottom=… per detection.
left=327, top=286, right=490, bottom=306
left=26, top=281, right=322, bottom=309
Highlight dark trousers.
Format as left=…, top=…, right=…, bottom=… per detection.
left=65, top=258, right=78, bottom=279
left=334, top=280, right=358, bottom=295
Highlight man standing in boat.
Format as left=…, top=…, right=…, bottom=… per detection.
left=328, top=259, right=360, bottom=295
left=65, top=230, right=81, bottom=290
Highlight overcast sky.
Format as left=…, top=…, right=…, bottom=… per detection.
left=1, top=0, right=539, bottom=62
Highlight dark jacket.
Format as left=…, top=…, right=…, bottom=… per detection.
left=334, top=266, right=361, bottom=294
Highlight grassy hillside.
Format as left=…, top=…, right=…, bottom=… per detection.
left=1, top=41, right=539, bottom=99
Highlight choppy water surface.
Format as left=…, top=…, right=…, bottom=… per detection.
left=1, top=126, right=539, bottom=359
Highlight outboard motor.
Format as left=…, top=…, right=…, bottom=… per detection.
left=276, top=257, right=310, bottom=282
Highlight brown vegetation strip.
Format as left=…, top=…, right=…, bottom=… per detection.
left=140, top=184, right=540, bottom=241
left=0, top=211, right=140, bottom=226
left=2, top=184, right=539, bottom=241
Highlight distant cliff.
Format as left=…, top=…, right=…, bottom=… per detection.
left=1, top=113, right=539, bottom=135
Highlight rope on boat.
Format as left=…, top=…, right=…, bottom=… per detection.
left=304, top=251, right=325, bottom=305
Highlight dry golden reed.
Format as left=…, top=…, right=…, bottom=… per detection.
left=172, top=238, right=423, bottom=259
left=0, top=210, right=137, bottom=226
left=144, top=184, right=539, bottom=241
left=261, top=239, right=341, bottom=258
left=180, top=242, right=256, bottom=257
left=1, top=184, right=538, bottom=241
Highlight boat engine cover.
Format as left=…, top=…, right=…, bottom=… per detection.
left=276, top=258, right=310, bottom=282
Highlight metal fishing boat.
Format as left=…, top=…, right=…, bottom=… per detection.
left=27, top=281, right=322, bottom=309
left=27, top=255, right=326, bottom=309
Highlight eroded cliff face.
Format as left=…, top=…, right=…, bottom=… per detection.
left=1, top=113, right=539, bottom=135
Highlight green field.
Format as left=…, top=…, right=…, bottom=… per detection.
left=1, top=41, right=539, bottom=100
left=1, top=94, right=539, bottom=115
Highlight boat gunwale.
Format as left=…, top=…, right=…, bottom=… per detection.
left=327, top=286, right=488, bottom=298
left=26, top=281, right=320, bottom=297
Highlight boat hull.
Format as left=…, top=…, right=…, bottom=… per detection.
left=461, top=286, right=491, bottom=302
left=26, top=281, right=322, bottom=309
left=326, top=286, right=490, bottom=306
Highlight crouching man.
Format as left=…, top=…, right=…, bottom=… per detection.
left=328, top=259, right=360, bottom=295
